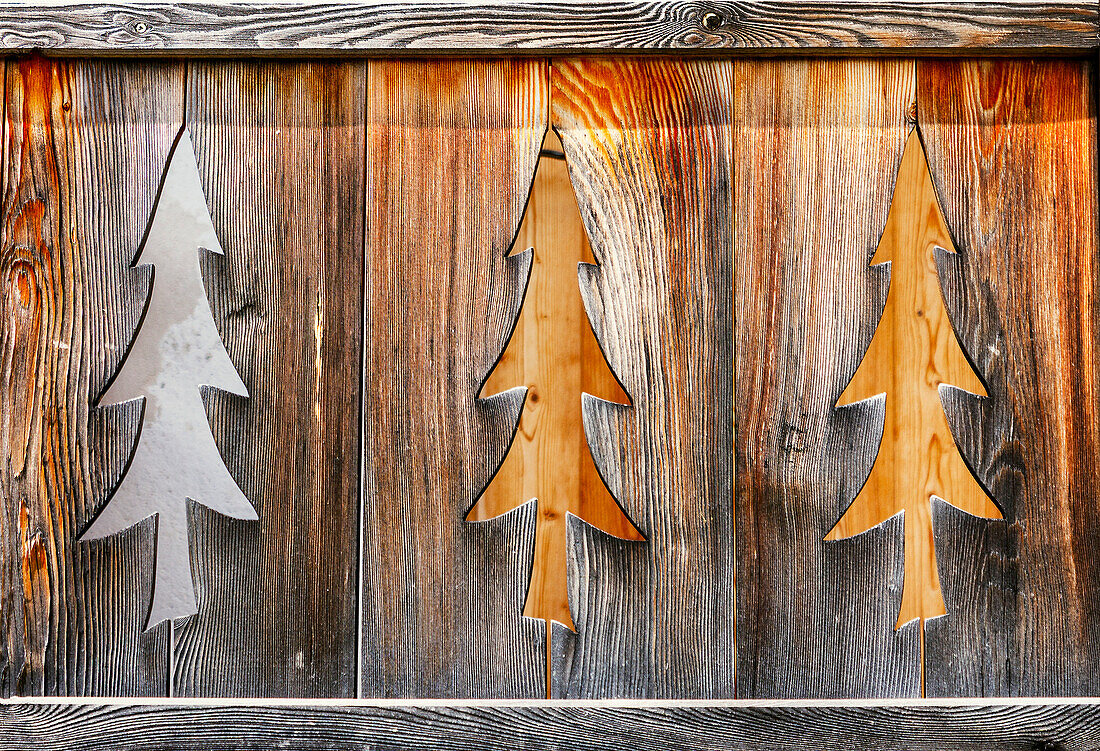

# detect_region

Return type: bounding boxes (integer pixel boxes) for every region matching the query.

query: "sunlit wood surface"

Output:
[481,126,1002,666]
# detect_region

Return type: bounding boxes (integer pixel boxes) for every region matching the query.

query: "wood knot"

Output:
[21,532,46,575]
[778,420,808,456]
[228,299,260,322]
[701,12,724,31]
[7,260,38,309]
[20,502,48,585]
[9,199,51,263]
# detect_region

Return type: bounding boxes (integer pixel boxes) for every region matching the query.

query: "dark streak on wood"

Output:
[0,56,181,696]
[918,58,1100,697]
[172,60,365,698]
[2,700,1100,749]
[734,58,919,698]
[360,59,546,698]
[0,2,1094,54]
[550,57,734,699]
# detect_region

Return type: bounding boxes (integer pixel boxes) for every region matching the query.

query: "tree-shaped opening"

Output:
[826,130,1001,631]
[468,130,643,645]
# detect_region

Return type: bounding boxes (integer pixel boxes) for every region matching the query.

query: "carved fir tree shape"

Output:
[471,132,639,632]
[829,133,999,626]
[82,130,255,629]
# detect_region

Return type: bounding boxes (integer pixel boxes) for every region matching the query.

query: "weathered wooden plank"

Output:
[734,58,919,698]
[550,57,734,699]
[918,58,1100,697]
[0,56,181,695]
[0,2,1095,54]
[472,131,638,633]
[361,59,547,698]
[827,133,999,626]
[3,699,1100,749]
[173,60,365,697]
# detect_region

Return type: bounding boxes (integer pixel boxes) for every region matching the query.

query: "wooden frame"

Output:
[0,1,1095,55]
[0,698,1097,749]
[4,2,1100,748]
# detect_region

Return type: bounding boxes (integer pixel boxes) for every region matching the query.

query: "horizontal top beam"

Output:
[1,2,1097,55]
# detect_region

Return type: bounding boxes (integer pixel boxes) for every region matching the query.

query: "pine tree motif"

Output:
[82,131,255,629]
[470,136,639,630]
[829,133,999,624]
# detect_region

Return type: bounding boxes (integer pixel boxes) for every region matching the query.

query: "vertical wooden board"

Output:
[173,61,364,697]
[0,57,181,695]
[549,58,735,699]
[918,58,1100,697]
[734,58,919,698]
[361,59,547,698]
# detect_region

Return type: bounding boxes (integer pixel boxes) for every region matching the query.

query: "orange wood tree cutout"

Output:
[828,132,1001,625]
[469,133,640,630]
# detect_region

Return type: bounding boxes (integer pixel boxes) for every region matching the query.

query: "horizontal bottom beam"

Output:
[1,699,1098,749]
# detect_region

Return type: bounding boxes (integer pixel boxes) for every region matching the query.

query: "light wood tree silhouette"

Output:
[82,130,256,629]
[828,132,1000,627]
[470,133,639,642]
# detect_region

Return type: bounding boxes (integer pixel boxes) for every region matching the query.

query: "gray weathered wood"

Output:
[360,58,546,698]
[2,699,1100,749]
[172,60,365,698]
[918,58,1100,697]
[734,58,919,698]
[549,57,734,699]
[0,2,1094,54]
[0,56,181,696]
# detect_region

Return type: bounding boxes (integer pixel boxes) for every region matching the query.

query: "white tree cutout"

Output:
[83,130,256,629]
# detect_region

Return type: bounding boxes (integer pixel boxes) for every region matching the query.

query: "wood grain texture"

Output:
[0,2,1094,54]
[734,58,919,698]
[550,57,734,699]
[472,131,638,634]
[0,56,180,696]
[3,699,1100,750]
[918,58,1100,697]
[361,59,547,698]
[172,61,364,697]
[828,133,999,627]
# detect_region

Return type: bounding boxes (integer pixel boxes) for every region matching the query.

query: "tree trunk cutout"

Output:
[471,132,640,641]
[827,131,999,629]
[82,131,255,629]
